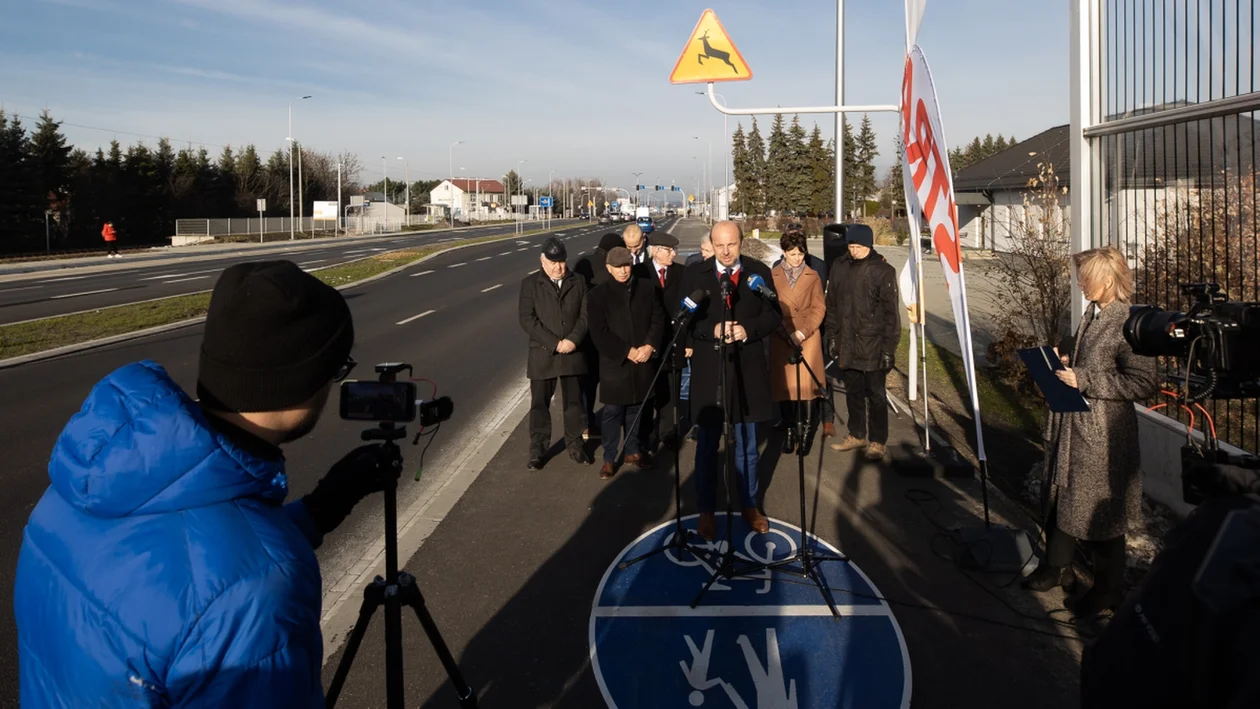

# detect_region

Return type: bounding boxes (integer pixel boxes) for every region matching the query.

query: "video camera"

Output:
[1124,283,1260,401]
[338,363,453,427]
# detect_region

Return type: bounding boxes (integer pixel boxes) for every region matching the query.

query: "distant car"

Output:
[599,214,612,225]
[637,216,654,234]
[665,209,676,217]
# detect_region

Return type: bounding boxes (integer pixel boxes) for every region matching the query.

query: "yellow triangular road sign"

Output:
[669,9,753,84]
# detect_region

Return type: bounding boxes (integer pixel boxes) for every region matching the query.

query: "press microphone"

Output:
[745,273,778,302]
[673,289,709,324]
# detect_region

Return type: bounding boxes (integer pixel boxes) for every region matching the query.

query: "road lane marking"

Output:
[527,269,539,274]
[516,247,528,252]
[343,249,372,255]
[298,259,327,266]
[476,256,492,262]
[36,275,92,283]
[163,276,211,284]
[0,285,42,293]
[448,262,467,268]
[481,283,503,293]
[396,309,436,325]
[410,270,435,277]
[138,269,217,281]
[499,251,511,256]
[50,288,119,300]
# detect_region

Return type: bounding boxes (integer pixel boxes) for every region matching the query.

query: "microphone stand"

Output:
[617,307,710,569]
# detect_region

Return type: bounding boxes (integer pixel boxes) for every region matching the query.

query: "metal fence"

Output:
[174,210,543,241]
[1079,0,1259,453]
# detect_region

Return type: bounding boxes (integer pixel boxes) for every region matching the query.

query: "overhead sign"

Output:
[313,201,338,219]
[591,514,911,708]
[539,196,553,208]
[669,9,753,84]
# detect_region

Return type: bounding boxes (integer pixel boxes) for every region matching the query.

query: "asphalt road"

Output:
[0,221,588,326]
[0,216,677,706]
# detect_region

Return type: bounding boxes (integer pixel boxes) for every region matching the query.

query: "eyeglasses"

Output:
[334,355,357,382]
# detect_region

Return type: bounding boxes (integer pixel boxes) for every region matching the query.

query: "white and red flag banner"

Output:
[899,43,987,460]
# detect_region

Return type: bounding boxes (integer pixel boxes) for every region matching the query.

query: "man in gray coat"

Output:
[519,237,592,470]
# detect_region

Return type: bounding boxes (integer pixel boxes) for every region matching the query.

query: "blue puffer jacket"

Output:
[14,361,326,707]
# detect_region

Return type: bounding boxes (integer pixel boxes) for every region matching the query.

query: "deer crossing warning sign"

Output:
[670,9,753,84]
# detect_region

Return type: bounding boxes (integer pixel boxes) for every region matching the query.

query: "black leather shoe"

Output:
[1021,564,1074,593]
[526,457,544,471]
[1065,585,1124,618]
[569,449,592,465]
[782,428,797,455]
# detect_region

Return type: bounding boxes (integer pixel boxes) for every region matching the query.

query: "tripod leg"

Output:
[326,581,386,708]
[398,574,479,708]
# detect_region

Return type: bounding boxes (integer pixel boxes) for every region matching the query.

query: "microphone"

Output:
[745,273,778,302]
[673,289,709,325]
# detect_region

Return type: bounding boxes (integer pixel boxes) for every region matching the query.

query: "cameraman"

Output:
[1021,246,1157,619]
[15,261,395,707]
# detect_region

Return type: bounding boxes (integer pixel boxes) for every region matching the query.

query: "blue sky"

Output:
[1,0,1069,191]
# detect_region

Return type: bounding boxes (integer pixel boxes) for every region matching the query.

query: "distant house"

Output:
[429,179,508,218]
[953,110,1259,254]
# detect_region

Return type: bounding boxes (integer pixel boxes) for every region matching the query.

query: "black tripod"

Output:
[326,367,476,709]
[756,318,850,618]
[618,305,710,570]
[691,272,773,608]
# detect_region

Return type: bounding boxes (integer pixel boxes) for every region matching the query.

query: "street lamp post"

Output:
[547,169,554,229]
[287,95,311,240]
[515,159,526,235]
[448,140,464,227]
[694,136,712,224]
[381,156,388,233]
[631,171,642,213]
[697,91,730,220]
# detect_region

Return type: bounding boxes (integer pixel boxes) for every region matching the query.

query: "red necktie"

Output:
[658,268,666,287]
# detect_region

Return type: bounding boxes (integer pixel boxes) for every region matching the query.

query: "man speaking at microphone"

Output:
[679,221,778,540]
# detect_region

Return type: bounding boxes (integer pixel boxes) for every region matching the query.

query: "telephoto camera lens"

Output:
[1124,304,1189,357]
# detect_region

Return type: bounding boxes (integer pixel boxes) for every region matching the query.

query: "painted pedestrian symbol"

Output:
[590,514,911,708]
[670,9,754,85]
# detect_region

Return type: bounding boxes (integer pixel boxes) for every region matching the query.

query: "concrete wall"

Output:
[1136,404,1252,519]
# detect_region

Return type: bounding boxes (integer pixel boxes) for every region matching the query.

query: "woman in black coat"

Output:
[588,247,664,479]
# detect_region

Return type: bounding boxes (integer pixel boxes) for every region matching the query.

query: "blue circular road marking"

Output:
[590,513,911,708]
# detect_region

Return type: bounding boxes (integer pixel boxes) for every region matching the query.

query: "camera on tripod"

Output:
[1124,282,1260,401]
[338,362,453,427]
[1123,284,1260,505]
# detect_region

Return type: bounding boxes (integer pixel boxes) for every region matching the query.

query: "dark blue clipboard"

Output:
[1018,346,1091,413]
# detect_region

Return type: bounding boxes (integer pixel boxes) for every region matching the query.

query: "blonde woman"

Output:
[1022,246,1158,619]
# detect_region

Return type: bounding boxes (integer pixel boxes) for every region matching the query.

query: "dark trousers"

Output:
[579,369,600,432]
[601,403,644,464]
[643,368,680,449]
[841,368,889,444]
[529,376,584,458]
[694,420,759,513]
[105,241,119,256]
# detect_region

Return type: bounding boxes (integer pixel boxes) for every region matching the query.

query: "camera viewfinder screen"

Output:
[340,381,416,422]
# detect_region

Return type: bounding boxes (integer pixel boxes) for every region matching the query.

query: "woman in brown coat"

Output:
[1022,246,1158,619]
[769,231,827,455]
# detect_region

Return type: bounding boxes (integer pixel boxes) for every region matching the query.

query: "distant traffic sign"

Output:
[256,198,266,212]
[688,194,696,202]
[588,200,594,207]
[539,196,553,208]
[670,9,753,84]
[604,201,610,208]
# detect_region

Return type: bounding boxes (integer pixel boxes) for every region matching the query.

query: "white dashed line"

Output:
[481,283,503,293]
[0,285,42,293]
[37,275,91,283]
[50,288,119,299]
[410,270,435,277]
[498,251,511,256]
[448,263,467,268]
[139,269,216,281]
[476,256,492,262]
[516,248,528,252]
[163,276,210,284]
[396,309,437,325]
[298,259,326,266]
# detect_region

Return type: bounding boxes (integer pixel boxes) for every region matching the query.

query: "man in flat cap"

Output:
[639,231,687,451]
[519,236,592,470]
[587,246,664,479]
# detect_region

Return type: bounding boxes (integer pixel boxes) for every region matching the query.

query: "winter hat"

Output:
[606,247,633,268]
[845,224,874,248]
[598,233,625,252]
[541,237,567,262]
[197,260,354,412]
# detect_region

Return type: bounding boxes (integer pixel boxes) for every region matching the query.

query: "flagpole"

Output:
[917,246,930,452]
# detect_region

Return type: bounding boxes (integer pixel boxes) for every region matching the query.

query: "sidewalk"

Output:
[320,385,1082,707]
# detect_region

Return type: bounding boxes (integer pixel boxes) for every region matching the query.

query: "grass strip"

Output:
[0,227,563,361]
[894,328,1045,439]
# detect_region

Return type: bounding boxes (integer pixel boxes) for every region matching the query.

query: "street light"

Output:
[694,136,712,224]
[287,95,311,240]
[381,156,389,233]
[397,157,409,226]
[697,91,731,220]
[631,171,643,211]
[515,159,527,234]
[449,140,464,226]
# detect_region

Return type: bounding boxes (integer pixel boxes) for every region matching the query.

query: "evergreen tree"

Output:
[29,110,73,228]
[854,114,880,215]
[0,112,42,250]
[502,170,523,199]
[745,118,768,216]
[886,134,906,209]
[785,115,811,214]
[729,123,749,215]
[807,125,830,216]
[764,114,791,215]
[841,116,861,217]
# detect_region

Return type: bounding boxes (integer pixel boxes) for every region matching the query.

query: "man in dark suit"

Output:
[638,232,686,451]
[680,221,778,539]
[588,247,664,479]
[518,237,591,470]
[573,232,626,437]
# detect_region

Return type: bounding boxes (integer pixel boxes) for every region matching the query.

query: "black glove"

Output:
[826,338,839,361]
[880,353,894,372]
[302,444,400,536]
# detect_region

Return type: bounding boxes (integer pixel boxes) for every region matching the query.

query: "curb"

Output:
[0,226,578,370]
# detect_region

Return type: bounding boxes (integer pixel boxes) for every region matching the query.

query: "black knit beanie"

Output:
[197,260,354,412]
